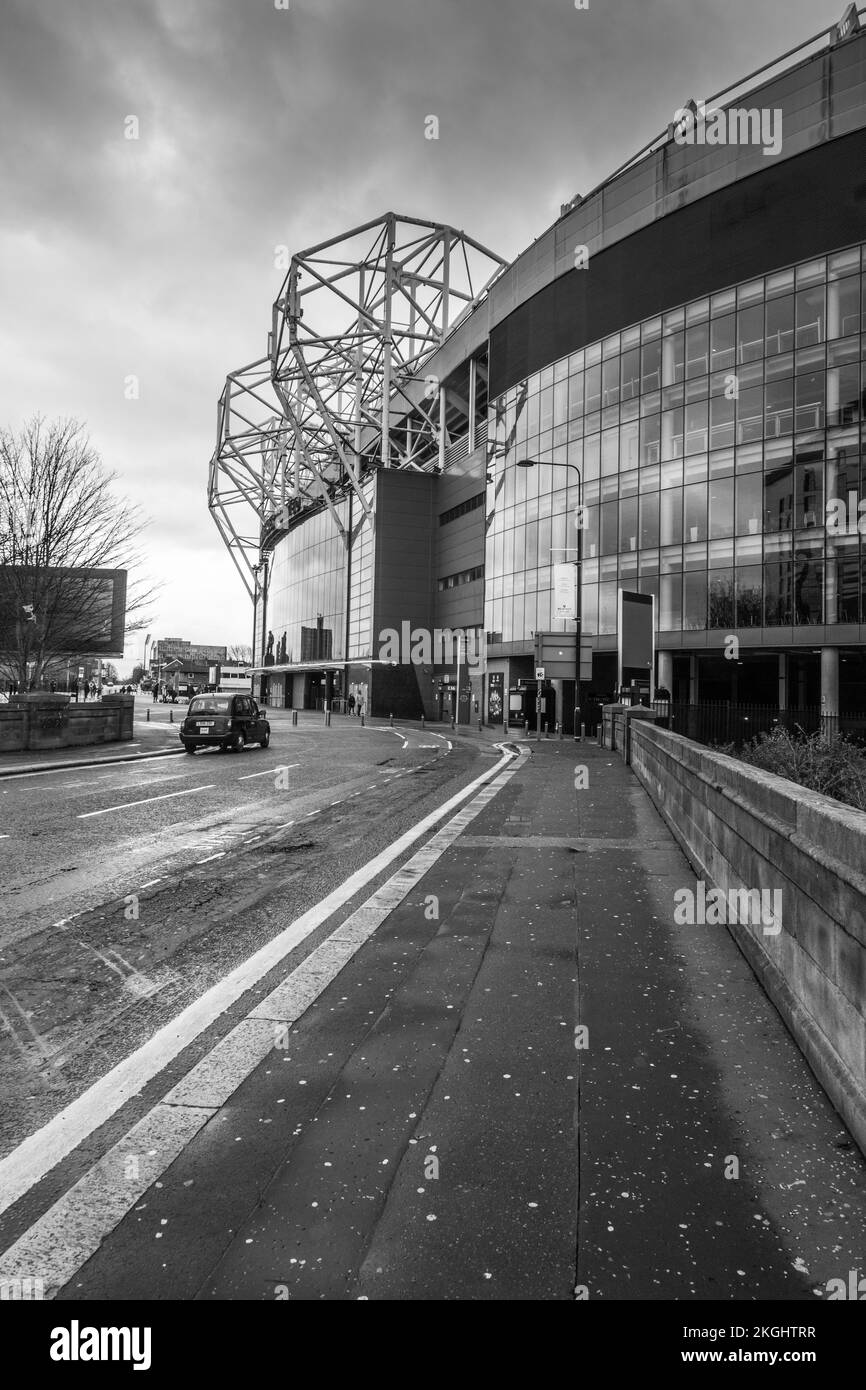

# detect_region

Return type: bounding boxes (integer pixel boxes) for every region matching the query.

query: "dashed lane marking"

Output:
[77,785,216,819]
[237,765,299,782]
[196,853,226,865]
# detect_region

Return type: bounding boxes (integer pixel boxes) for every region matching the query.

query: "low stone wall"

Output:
[0,695,134,753]
[630,720,866,1155]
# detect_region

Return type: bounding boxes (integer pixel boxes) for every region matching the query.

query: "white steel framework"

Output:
[209,213,505,598]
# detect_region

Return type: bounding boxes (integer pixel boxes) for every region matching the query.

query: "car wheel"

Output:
[184,744,197,755]
[230,730,245,754]
[260,731,270,748]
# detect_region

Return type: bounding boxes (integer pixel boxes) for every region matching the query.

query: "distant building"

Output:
[149,639,228,694]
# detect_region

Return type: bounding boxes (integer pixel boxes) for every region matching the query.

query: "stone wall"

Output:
[0,695,134,754]
[629,720,866,1156]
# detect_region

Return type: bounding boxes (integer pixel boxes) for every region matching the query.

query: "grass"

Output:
[714,725,866,812]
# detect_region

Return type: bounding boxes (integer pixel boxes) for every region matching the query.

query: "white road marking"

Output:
[0,745,520,1223]
[139,878,163,889]
[0,745,525,1291]
[196,853,225,865]
[77,785,216,819]
[237,764,299,781]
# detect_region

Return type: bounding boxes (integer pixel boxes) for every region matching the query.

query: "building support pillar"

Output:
[688,653,698,705]
[777,652,787,711]
[821,647,839,733]
[657,650,673,697]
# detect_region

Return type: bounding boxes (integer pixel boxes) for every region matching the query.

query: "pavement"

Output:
[2,730,863,1302]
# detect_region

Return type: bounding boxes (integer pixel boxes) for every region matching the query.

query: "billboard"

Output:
[617,590,655,696]
[0,566,128,659]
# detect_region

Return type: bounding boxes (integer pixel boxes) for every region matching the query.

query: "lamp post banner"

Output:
[553,562,577,620]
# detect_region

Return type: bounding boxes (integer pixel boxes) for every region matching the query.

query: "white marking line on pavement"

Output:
[196,853,225,865]
[139,879,163,889]
[0,744,520,1225]
[77,785,216,818]
[0,744,527,1294]
[237,764,299,782]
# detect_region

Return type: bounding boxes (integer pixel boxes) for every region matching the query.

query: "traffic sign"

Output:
[535,667,545,679]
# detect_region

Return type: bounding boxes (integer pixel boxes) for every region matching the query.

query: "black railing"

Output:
[649,701,866,748]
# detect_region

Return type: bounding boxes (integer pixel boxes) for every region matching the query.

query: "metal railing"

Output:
[649,701,866,747]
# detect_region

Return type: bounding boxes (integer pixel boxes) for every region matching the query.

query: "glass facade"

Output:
[267,504,350,664]
[486,244,866,643]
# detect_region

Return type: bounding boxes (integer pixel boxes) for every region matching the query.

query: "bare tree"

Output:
[227,642,253,665]
[0,416,157,689]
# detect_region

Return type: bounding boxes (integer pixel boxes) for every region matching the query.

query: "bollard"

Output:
[325,710,331,727]
[146,707,150,722]
[477,718,482,731]
[451,716,455,730]
[292,709,298,726]
[421,716,425,730]
[581,722,586,741]
[361,712,365,726]
[557,721,562,741]
[389,713,394,727]
[169,708,173,723]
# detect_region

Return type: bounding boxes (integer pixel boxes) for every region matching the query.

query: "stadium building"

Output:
[209,8,866,730]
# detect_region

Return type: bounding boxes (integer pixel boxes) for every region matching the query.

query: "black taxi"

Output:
[180,694,271,754]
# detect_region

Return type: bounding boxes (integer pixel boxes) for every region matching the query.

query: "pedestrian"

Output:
[347,693,355,716]
[49,679,56,693]
[152,684,159,702]
[71,680,78,702]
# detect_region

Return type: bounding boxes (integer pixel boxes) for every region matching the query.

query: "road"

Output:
[0,701,486,1161]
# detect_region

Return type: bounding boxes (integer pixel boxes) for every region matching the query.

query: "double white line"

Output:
[0,744,524,1294]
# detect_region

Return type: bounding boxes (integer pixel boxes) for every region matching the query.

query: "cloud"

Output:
[0,0,826,664]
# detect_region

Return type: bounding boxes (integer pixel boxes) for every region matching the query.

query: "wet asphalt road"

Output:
[0,706,486,1162]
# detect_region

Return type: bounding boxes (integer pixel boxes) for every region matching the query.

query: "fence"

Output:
[648,701,866,748]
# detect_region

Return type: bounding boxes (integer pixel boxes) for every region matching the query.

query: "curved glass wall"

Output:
[486,243,865,643]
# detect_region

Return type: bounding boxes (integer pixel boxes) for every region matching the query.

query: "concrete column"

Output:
[657,650,673,696]
[821,646,839,718]
[777,652,787,711]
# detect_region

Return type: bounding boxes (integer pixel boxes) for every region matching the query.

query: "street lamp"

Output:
[516,458,583,739]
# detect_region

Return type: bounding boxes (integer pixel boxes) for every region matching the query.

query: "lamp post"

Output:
[516,459,583,739]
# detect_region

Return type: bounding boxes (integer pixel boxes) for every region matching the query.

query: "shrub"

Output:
[714,725,866,812]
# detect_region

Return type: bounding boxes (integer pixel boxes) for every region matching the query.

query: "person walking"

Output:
[152,684,159,702]
[347,693,355,716]
[70,679,78,702]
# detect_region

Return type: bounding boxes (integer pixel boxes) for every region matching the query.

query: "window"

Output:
[439,493,484,525]
[437,565,484,590]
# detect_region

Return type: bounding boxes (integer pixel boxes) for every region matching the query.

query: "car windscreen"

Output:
[188,697,232,714]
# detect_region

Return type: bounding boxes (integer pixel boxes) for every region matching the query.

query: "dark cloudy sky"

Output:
[0,0,826,668]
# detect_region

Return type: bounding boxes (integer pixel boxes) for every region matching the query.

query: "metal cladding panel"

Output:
[443,34,866,396]
[489,124,866,401]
